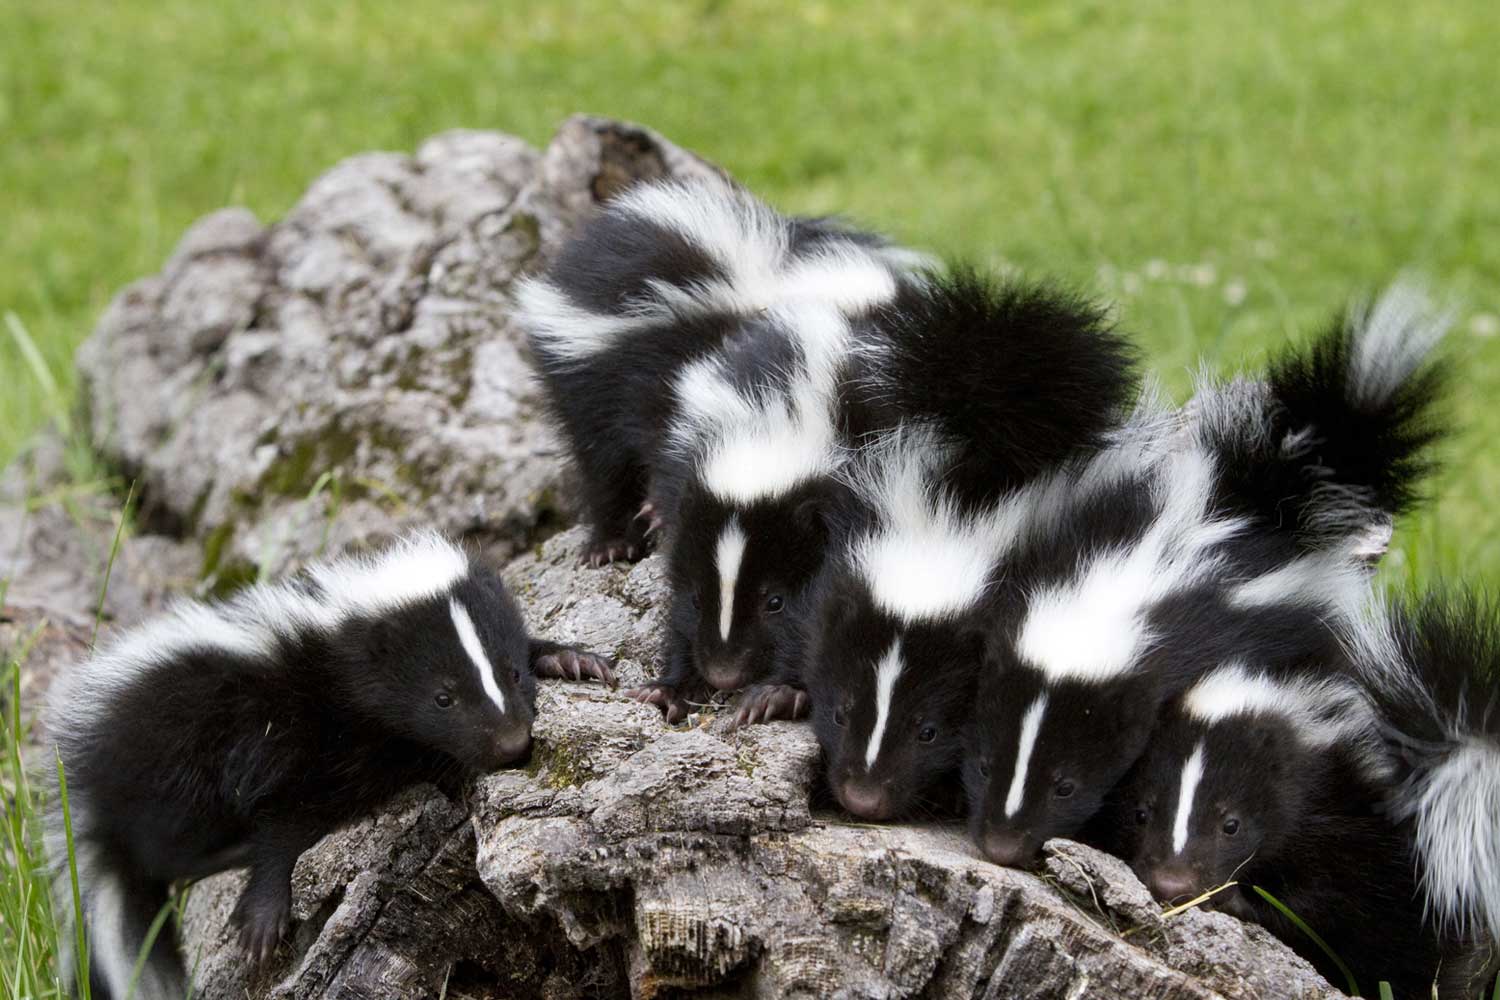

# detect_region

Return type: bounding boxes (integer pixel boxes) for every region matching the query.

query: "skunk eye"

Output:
[690,593,702,611]
[1054,779,1076,799]
[512,667,523,684]
[765,594,785,614]
[1134,807,1150,826]
[917,724,937,743]
[978,760,992,778]
[1222,817,1240,836]
[434,692,455,709]
[832,707,848,728]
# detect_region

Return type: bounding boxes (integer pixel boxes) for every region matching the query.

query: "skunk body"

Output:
[1119,637,1496,998]
[964,282,1450,867]
[45,533,612,1000]
[520,179,922,722]
[802,273,1141,820]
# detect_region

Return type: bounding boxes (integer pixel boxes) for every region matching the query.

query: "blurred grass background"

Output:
[1,0,1496,583]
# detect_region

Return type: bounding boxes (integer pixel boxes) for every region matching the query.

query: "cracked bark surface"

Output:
[3,118,1345,998]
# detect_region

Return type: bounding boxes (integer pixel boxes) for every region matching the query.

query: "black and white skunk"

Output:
[519,178,925,723]
[44,532,612,1000]
[802,272,1141,820]
[963,282,1450,868]
[1118,594,1500,998]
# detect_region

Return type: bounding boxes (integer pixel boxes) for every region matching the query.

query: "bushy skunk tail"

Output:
[1348,590,1500,943]
[859,265,1140,494]
[48,796,185,1000]
[1195,280,1450,547]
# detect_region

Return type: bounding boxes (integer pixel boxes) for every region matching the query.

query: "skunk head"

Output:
[805,575,984,821]
[342,567,537,773]
[1119,666,1368,911]
[966,659,1161,868]
[1121,709,1306,911]
[669,477,841,692]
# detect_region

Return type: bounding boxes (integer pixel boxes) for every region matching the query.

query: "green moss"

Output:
[258,430,359,498]
[526,740,596,789]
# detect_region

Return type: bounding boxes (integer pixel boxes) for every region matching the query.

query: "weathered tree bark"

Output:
[1,117,1344,999]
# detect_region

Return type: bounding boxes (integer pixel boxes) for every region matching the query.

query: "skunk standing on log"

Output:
[963,282,1450,867]
[519,178,927,723]
[45,532,613,1000]
[1118,592,1500,998]
[802,270,1141,820]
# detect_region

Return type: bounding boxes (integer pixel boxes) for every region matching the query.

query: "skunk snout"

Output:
[698,653,751,692]
[487,723,533,768]
[1145,865,1198,904]
[980,827,1039,869]
[836,778,893,820]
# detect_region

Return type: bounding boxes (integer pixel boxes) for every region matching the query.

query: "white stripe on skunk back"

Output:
[519,179,919,364]
[845,426,1032,624]
[48,530,472,736]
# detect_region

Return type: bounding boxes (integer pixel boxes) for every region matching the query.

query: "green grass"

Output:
[1,0,1497,583]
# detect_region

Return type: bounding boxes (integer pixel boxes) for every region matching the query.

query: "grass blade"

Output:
[3,312,70,439]
[91,480,137,651]
[125,897,177,1000]
[1250,884,1360,997]
[55,753,91,998]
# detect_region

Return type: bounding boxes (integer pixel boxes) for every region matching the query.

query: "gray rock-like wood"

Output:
[2,118,1348,998]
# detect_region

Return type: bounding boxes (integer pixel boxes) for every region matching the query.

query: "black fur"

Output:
[1199,296,1448,548]
[1117,697,1493,998]
[861,266,1140,499]
[47,542,609,999]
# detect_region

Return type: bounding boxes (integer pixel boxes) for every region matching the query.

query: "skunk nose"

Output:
[700,660,749,692]
[837,779,892,820]
[492,727,532,766]
[981,828,1037,868]
[1147,867,1198,904]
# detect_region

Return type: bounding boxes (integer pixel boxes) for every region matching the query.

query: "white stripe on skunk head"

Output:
[715,518,747,642]
[1017,445,1242,684]
[1181,663,1373,750]
[863,638,905,769]
[1004,694,1049,818]
[845,427,1030,623]
[1345,278,1452,409]
[1170,741,1207,855]
[449,599,506,713]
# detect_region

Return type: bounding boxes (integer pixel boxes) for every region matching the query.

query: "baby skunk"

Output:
[964,282,1450,868]
[1119,597,1500,999]
[44,532,612,1000]
[803,273,1141,820]
[519,178,922,723]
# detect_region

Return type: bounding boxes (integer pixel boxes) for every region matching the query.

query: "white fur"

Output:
[864,639,905,769]
[524,180,915,363]
[848,427,1033,623]
[1346,279,1451,409]
[1171,742,1206,856]
[715,519,747,642]
[1182,664,1373,751]
[449,599,505,714]
[513,277,649,363]
[1408,743,1500,941]
[1017,445,1243,683]
[1228,547,1370,618]
[1346,599,1500,939]
[1004,694,1049,819]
